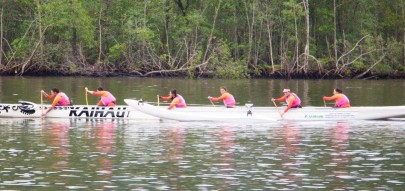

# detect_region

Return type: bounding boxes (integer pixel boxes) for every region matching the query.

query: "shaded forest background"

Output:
[1,0,405,79]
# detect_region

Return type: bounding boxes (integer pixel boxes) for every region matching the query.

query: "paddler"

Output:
[41,88,71,115]
[272,89,302,117]
[323,88,351,108]
[207,86,236,108]
[159,89,187,110]
[85,87,117,107]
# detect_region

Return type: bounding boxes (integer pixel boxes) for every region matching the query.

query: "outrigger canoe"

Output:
[0,101,156,120]
[124,99,405,122]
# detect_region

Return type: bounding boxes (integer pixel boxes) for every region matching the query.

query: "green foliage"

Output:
[352,61,366,70]
[210,42,247,79]
[384,38,403,68]
[42,0,95,47]
[10,38,31,60]
[373,63,393,74]
[108,43,127,62]
[216,60,247,79]
[318,58,334,69]
[2,0,405,78]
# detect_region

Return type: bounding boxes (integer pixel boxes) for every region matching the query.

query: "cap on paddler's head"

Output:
[282,89,290,93]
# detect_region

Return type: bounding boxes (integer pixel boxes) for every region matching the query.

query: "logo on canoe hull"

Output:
[0,103,36,115]
[68,107,129,118]
[304,114,324,119]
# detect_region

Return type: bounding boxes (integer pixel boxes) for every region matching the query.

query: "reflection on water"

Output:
[0,119,404,190]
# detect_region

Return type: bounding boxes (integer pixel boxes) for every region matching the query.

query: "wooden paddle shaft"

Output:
[272,100,282,117]
[85,87,89,106]
[41,91,44,115]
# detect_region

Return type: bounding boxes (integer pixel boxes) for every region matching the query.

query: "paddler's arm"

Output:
[281,96,295,117]
[168,98,179,110]
[91,91,105,96]
[86,88,104,96]
[159,95,172,101]
[41,90,55,100]
[43,96,61,115]
[208,94,227,102]
[323,94,338,101]
[272,95,286,102]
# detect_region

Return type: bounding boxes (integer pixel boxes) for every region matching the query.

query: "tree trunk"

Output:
[202,0,221,64]
[142,0,148,68]
[97,2,103,64]
[403,2,405,67]
[334,0,338,67]
[303,0,309,73]
[35,0,43,63]
[265,14,275,74]
[255,19,262,71]
[164,0,171,67]
[243,1,255,69]
[0,8,3,66]
[72,27,78,62]
[293,4,299,72]
[233,6,239,60]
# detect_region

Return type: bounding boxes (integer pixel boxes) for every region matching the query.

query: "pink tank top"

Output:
[175,94,186,108]
[335,94,350,107]
[57,92,70,106]
[223,93,236,107]
[101,91,116,106]
[286,93,301,107]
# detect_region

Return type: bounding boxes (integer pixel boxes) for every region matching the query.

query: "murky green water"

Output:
[0,77,405,190]
[1,76,405,106]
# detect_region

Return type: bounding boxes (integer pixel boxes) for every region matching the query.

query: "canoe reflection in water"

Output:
[165,125,186,189]
[46,119,71,169]
[329,122,350,189]
[92,120,117,180]
[166,125,185,162]
[216,125,236,189]
[276,123,303,184]
[42,119,72,185]
[218,125,235,170]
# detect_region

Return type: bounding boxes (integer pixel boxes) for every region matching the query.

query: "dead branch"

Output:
[355,53,386,79]
[336,49,378,75]
[335,35,370,69]
[18,26,49,75]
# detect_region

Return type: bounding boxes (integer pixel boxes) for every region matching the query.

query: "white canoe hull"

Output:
[0,101,156,120]
[124,99,405,122]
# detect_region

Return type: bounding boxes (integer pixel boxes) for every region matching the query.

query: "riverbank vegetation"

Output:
[1,0,405,79]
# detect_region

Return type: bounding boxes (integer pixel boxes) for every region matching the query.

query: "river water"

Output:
[0,76,404,190]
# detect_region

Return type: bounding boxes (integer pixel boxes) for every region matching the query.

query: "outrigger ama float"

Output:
[0,101,156,120]
[124,99,405,122]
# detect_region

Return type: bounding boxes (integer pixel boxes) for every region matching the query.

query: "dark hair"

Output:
[51,88,60,93]
[170,89,178,99]
[220,86,227,92]
[335,88,343,93]
[97,87,104,91]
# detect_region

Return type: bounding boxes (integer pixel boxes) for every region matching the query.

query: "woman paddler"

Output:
[323,88,351,108]
[41,88,71,115]
[159,89,187,110]
[207,86,236,108]
[86,87,117,107]
[272,88,302,117]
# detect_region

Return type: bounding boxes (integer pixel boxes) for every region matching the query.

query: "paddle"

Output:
[157,95,160,106]
[208,96,216,107]
[272,100,283,118]
[85,87,89,106]
[40,90,44,116]
[323,99,326,107]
